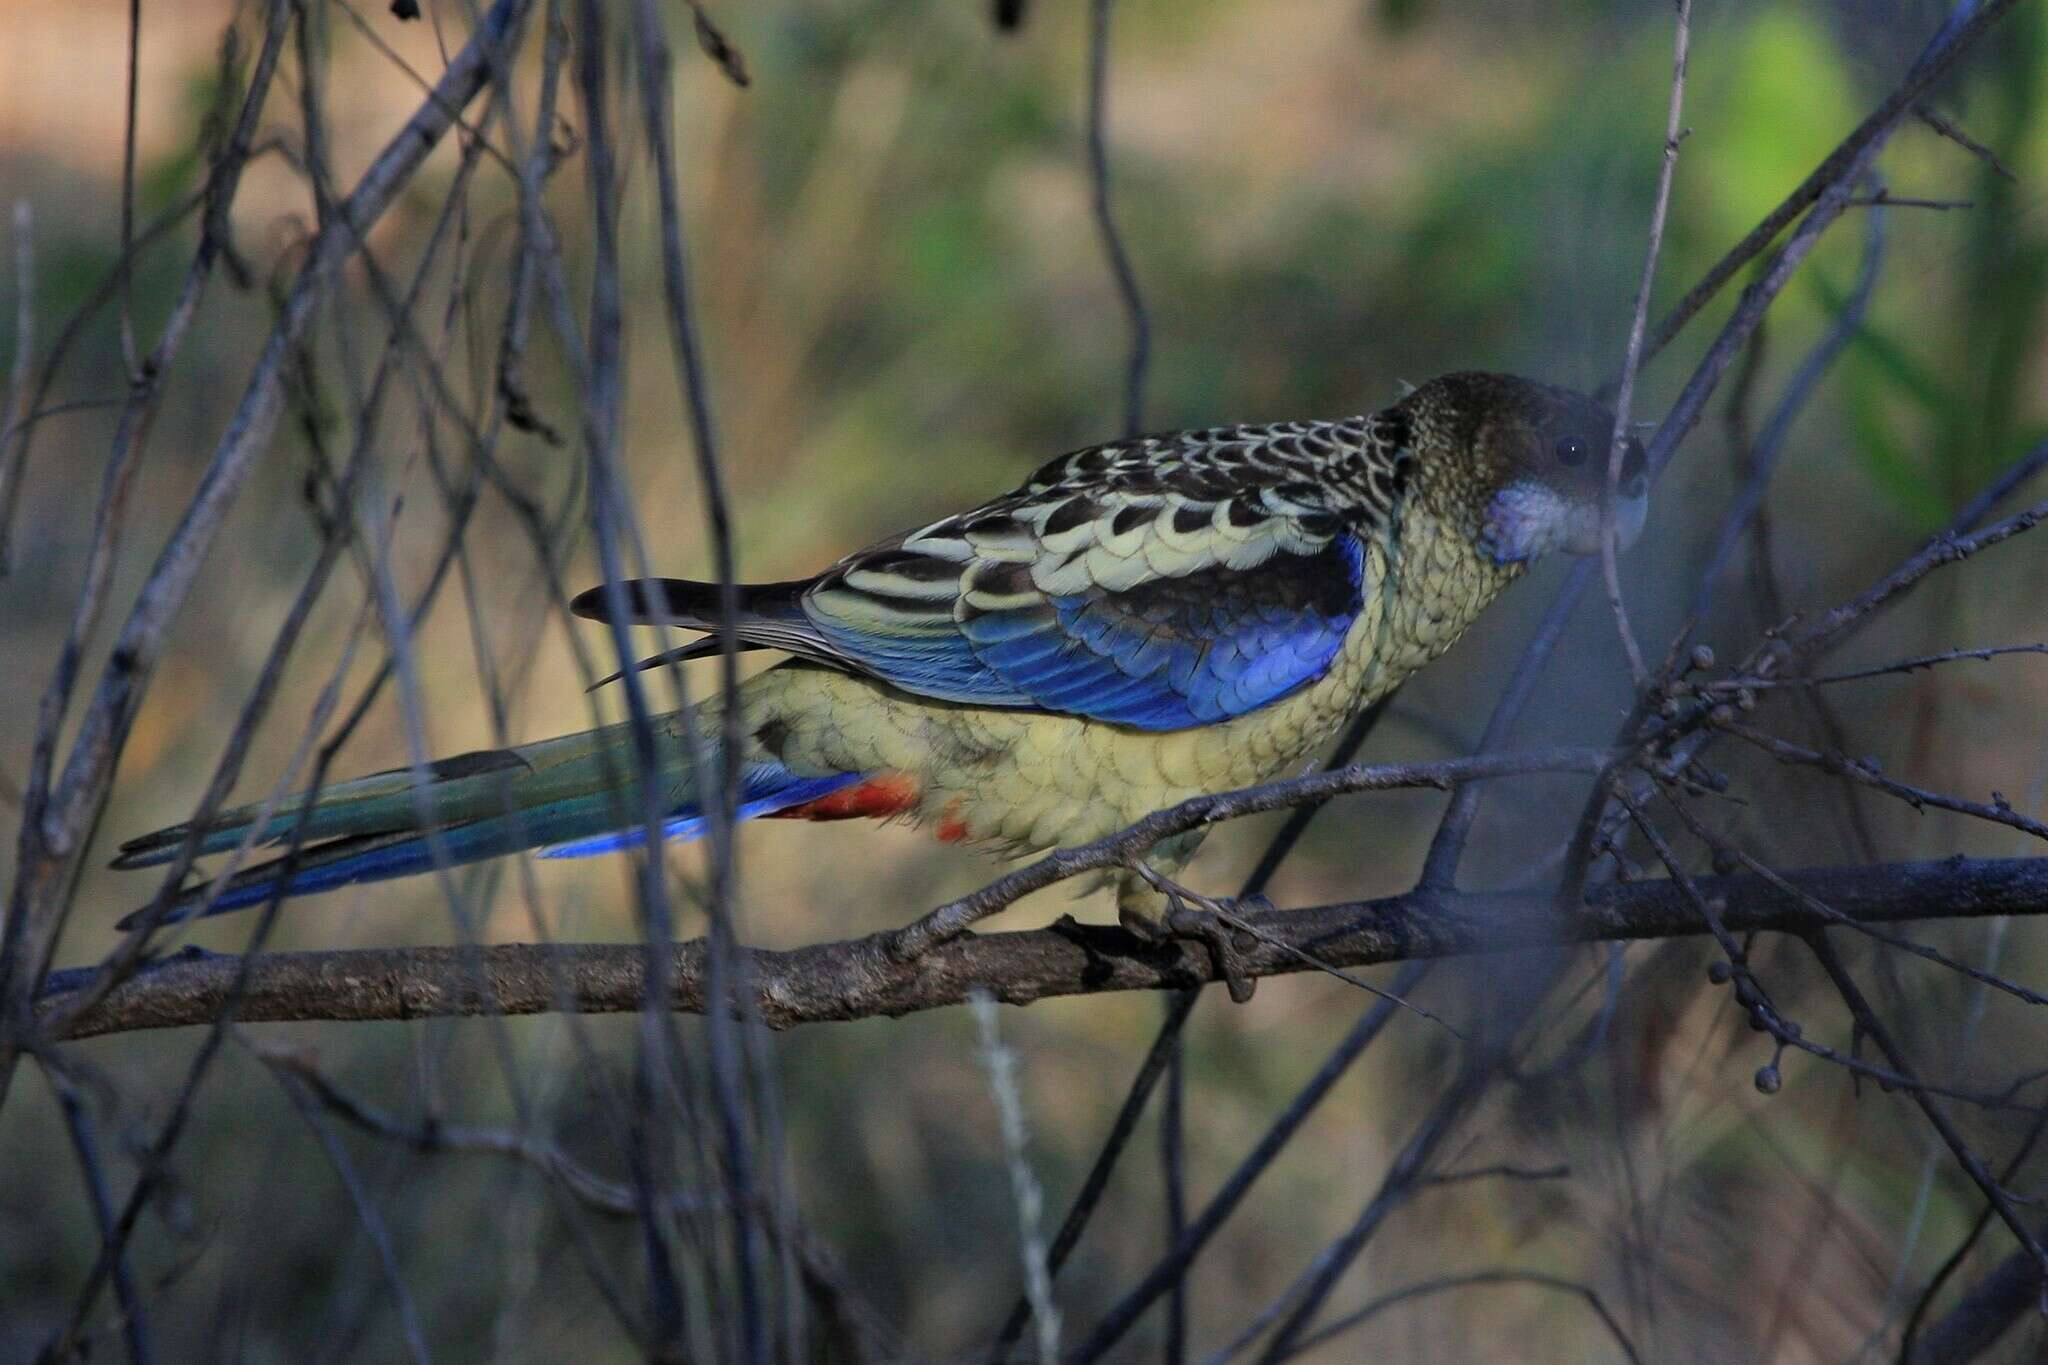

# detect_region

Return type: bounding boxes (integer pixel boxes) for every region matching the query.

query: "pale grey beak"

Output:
[1560,489,1649,556]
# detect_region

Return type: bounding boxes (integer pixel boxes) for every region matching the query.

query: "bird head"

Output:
[1395,372,1649,566]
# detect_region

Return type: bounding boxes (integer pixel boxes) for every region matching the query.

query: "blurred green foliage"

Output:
[1833,6,2048,527]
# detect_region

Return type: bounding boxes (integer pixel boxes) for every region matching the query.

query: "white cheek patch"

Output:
[1482,482,1652,564]
[1478,480,1570,565]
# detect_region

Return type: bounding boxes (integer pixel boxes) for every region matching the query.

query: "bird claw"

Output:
[1124,882,1264,1004]
[1168,902,1260,1004]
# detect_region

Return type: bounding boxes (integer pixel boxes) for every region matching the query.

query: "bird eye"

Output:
[1553,436,1590,467]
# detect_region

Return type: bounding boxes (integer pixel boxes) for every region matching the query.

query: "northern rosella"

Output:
[114,372,1647,969]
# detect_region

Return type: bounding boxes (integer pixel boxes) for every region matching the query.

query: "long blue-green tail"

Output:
[111,714,862,927]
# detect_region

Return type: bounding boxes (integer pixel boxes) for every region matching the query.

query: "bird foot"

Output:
[1123,877,1267,1004]
[1170,903,1262,1004]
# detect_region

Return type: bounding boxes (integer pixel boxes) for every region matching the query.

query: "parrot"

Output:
[112,370,1648,990]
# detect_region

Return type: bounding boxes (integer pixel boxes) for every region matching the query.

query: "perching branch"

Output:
[887,745,1610,957]
[38,855,2048,1040]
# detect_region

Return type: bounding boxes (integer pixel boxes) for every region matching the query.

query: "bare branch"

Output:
[1638,0,2027,365]
[994,707,1399,1362]
[1719,720,2048,846]
[1069,955,1438,1362]
[1904,1235,2047,1364]
[1913,104,2019,183]
[1805,932,2048,1318]
[0,201,32,573]
[43,1062,152,1365]
[970,990,1062,1363]
[1283,1271,1644,1365]
[888,746,1609,957]
[1,0,537,1081]
[1710,643,2048,691]
[1601,0,1690,687]
[0,0,301,1111]
[1784,498,2048,658]
[1085,0,1149,438]
[270,1061,434,1365]
[36,855,2048,1040]
[1951,435,2048,536]
[1688,188,1886,626]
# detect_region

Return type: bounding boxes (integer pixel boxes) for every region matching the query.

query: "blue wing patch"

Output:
[801,612,1032,707]
[959,536,1365,729]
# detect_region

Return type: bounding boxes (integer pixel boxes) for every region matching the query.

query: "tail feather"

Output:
[536,772,863,859]
[110,747,543,870]
[570,577,854,688]
[112,708,872,928]
[116,787,654,929]
[568,576,811,630]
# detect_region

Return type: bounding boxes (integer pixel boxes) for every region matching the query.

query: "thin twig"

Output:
[1069,959,1437,1363]
[1902,1220,2048,1364]
[987,986,1201,1363]
[25,7,542,1346]
[0,0,301,1106]
[116,0,142,380]
[1782,498,2048,658]
[1672,804,2048,1014]
[1246,1021,1530,1359]
[1421,561,1593,889]
[1600,0,1690,687]
[1636,0,2025,367]
[970,990,1061,1364]
[1415,1163,1571,1190]
[889,746,1610,957]
[624,18,772,1314]
[1894,1107,2048,1360]
[0,138,284,573]
[1804,932,2048,1315]
[1708,643,2048,690]
[270,1064,435,1365]
[1085,0,1149,438]
[564,3,701,1351]
[1282,1271,1645,1365]
[1844,192,1972,211]
[1629,787,2001,1104]
[44,1062,153,1365]
[1719,720,2048,846]
[1913,104,2018,182]
[326,0,520,172]
[1161,1007,1189,1365]
[254,1039,906,1361]
[255,1040,706,1212]
[1688,189,1886,625]
[1950,435,2048,536]
[0,201,32,574]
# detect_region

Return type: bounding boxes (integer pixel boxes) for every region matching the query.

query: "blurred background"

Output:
[3,0,2048,1359]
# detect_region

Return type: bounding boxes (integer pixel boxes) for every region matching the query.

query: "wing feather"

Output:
[583,416,1408,728]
